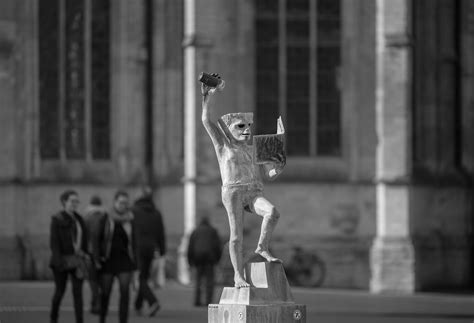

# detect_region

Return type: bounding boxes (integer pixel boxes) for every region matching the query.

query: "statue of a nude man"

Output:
[201,75,285,288]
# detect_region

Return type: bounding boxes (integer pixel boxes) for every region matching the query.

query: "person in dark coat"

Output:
[93,190,137,323]
[131,186,166,317]
[83,195,105,315]
[49,190,89,323]
[187,216,222,306]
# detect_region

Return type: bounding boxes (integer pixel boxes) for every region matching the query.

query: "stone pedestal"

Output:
[209,262,306,322]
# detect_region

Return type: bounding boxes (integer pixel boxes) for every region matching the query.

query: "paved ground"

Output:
[1,281,474,323]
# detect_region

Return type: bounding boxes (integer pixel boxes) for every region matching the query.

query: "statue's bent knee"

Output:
[267,207,280,221]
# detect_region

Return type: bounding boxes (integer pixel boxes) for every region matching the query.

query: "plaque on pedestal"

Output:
[209,262,306,322]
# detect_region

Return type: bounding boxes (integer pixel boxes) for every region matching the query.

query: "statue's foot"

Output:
[255,249,282,263]
[234,275,250,288]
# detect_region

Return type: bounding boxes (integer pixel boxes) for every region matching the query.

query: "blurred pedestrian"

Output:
[49,190,89,323]
[84,195,105,315]
[187,216,222,306]
[131,185,166,317]
[94,190,136,323]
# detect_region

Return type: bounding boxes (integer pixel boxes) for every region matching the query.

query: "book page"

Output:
[253,117,286,164]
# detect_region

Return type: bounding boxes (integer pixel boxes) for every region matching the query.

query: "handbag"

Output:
[62,253,92,279]
[75,253,92,279]
[150,253,166,288]
[63,254,81,270]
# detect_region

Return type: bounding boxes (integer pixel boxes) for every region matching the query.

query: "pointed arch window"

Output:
[39,0,111,160]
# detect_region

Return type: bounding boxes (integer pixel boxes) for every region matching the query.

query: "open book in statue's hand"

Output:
[253,117,286,165]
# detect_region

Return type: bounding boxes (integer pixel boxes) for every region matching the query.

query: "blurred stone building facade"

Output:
[0,0,473,292]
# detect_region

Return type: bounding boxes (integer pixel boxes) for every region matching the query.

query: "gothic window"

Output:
[39,0,111,160]
[413,0,463,175]
[255,0,341,157]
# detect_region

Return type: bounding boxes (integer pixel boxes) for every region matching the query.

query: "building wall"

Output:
[410,186,473,289]
[0,1,20,181]
[0,0,472,292]
[0,0,25,279]
[409,0,474,290]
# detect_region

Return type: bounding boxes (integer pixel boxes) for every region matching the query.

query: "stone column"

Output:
[110,0,147,181]
[178,0,198,285]
[370,0,415,293]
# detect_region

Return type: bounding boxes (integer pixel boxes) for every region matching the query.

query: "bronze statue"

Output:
[200,73,286,288]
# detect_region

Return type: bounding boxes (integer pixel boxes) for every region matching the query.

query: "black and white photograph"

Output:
[0,0,474,322]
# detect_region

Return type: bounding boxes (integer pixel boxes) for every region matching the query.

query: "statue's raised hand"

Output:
[201,73,222,97]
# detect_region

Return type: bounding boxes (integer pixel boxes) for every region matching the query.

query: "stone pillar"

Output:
[110,0,147,181]
[370,0,415,293]
[177,0,198,285]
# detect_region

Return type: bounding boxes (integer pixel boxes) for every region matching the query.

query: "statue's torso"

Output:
[217,143,261,187]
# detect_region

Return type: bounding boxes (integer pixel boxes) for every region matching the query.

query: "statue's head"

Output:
[220,112,253,142]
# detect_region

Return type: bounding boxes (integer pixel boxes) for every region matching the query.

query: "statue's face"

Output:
[221,112,253,142]
[229,118,252,142]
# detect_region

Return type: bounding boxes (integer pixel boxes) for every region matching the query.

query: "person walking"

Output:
[131,186,166,316]
[49,190,89,323]
[84,195,105,315]
[93,190,136,323]
[187,216,223,306]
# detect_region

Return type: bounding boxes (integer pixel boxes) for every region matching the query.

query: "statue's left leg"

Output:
[252,196,282,263]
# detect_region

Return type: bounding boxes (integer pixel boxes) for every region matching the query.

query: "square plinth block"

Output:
[219,262,294,305]
[208,303,306,323]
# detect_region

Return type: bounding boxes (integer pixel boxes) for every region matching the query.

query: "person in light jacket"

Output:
[93,190,136,323]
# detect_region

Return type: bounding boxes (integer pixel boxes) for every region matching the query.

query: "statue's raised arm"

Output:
[201,79,226,148]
